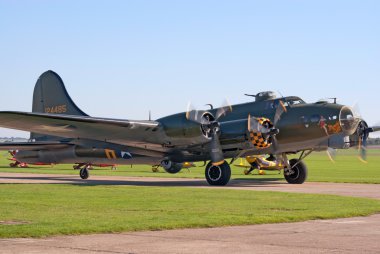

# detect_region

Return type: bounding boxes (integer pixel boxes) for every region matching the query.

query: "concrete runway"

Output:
[1,172,380,253]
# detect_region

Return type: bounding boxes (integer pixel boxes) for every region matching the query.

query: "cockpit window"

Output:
[287,99,305,105]
[266,98,305,110]
[277,98,305,107]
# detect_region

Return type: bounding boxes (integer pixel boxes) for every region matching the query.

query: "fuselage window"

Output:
[310,114,320,123]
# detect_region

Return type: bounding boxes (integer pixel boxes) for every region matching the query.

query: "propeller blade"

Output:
[360,134,368,162]
[354,121,370,163]
[248,115,270,133]
[273,100,287,126]
[186,102,194,120]
[271,136,280,155]
[326,148,337,163]
[215,98,232,120]
[186,103,208,124]
[352,102,362,119]
[248,114,251,131]
[210,131,224,165]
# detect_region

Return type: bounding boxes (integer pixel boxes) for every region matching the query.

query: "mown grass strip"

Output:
[0,184,379,238]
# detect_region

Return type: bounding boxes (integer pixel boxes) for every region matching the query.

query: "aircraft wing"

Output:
[0,141,72,151]
[0,112,164,146]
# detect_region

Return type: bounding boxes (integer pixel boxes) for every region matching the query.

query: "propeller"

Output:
[247,100,287,154]
[271,101,287,154]
[347,103,380,162]
[186,100,232,166]
[215,98,233,120]
[320,102,378,163]
[356,121,380,162]
[326,147,337,163]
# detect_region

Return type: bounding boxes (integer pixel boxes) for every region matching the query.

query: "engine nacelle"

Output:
[159,113,212,146]
[329,134,350,149]
[161,160,183,174]
[315,133,350,151]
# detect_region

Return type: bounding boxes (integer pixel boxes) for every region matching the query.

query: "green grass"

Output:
[0,184,380,238]
[1,149,380,184]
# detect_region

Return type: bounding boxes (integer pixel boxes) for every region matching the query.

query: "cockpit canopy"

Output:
[282,96,305,106]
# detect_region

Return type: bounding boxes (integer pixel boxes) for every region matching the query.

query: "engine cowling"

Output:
[159,113,213,146]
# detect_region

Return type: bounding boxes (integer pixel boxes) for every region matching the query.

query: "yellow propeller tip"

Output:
[358,157,368,164]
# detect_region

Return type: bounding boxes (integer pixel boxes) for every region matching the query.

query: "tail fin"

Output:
[30,70,88,141]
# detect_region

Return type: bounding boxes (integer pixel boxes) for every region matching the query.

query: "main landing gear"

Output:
[282,151,311,184]
[205,161,231,186]
[284,159,308,184]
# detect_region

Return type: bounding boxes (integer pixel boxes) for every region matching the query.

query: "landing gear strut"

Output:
[205,161,231,186]
[278,151,311,184]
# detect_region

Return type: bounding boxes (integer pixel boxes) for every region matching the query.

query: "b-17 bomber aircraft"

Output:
[0,70,379,185]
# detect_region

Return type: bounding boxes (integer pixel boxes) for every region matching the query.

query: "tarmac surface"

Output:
[1,172,380,253]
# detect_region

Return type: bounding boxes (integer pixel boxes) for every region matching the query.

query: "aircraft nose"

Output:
[339,106,360,135]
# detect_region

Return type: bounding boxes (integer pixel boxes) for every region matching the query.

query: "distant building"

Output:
[0,137,28,143]
[368,138,380,146]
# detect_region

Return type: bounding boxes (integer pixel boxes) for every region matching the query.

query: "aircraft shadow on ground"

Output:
[0,176,285,188]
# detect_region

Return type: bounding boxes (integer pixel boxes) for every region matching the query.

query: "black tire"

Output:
[205,161,231,186]
[284,159,308,184]
[164,163,183,174]
[79,168,89,180]
[161,160,183,174]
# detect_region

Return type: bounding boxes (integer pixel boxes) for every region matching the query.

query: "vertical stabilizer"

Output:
[31,70,88,141]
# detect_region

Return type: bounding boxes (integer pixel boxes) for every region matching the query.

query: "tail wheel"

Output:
[284,159,308,184]
[205,161,231,186]
[79,168,89,180]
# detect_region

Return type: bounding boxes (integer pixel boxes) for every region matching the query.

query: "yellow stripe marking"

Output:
[105,149,117,160]
[212,160,225,166]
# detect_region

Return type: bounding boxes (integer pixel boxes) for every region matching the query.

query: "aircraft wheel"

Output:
[205,161,231,186]
[284,159,308,184]
[161,160,183,174]
[79,168,89,180]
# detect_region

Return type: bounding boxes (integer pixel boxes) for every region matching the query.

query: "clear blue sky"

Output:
[0,0,379,138]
